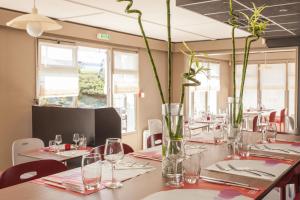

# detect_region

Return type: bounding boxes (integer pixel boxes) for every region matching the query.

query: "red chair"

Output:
[275,109,286,132]
[269,111,276,123]
[91,143,134,156]
[0,160,67,189]
[253,116,259,132]
[147,133,162,148]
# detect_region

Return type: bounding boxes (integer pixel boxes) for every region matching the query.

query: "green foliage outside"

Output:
[79,69,105,96]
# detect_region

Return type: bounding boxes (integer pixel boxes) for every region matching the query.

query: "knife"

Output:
[200,176,260,191]
[250,153,294,162]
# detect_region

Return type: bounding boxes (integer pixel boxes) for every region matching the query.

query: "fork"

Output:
[263,145,290,153]
[227,164,262,177]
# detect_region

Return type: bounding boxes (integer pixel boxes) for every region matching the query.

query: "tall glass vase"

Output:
[161,103,184,177]
[226,98,242,159]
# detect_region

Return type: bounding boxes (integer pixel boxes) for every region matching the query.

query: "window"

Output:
[236,64,258,109]
[235,62,296,117]
[113,51,138,133]
[77,46,108,108]
[38,41,139,134]
[288,63,295,117]
[38,42,108,108]
[189,62,220,118]
[260,63,286,111]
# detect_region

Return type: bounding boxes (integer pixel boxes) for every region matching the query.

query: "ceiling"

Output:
[0,0,249,42]
[176,0,300,38]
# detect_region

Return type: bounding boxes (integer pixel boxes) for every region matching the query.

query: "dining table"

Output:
[1,132,300,200]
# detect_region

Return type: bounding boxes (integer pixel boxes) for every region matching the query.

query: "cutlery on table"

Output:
[216,163,274,177]
[200,176,260,191]
[263,145,290,153]
[227,164,262,177]
[287,149,300,154]
[250,153,294,162]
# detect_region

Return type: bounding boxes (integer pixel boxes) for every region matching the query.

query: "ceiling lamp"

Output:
[6,0,62,37]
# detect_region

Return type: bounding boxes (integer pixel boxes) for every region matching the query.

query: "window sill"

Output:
[122,131,137,136]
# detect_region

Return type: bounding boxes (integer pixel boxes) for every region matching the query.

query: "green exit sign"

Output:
[97,33,111,40]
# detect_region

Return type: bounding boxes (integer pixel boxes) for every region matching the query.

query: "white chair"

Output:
[12,138,45,166]
[148,119,162,135]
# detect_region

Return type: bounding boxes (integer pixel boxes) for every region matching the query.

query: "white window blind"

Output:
[236,64,258,109]
[113,51,138,93]
[38,42,79,97]
[260,63,286,110]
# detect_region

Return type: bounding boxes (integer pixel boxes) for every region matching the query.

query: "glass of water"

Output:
[48,140,56,152]
[166,139,185,188]
[213,124,224,144]
[238,132,251,158]
[81,153,102,191]
[183,147,202,184]
[266,123,277,143]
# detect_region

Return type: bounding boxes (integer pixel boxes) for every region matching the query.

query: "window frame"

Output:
[36,40,139,134]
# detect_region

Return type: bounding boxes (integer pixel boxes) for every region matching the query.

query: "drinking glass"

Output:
[266,123,277,143]
[238,132,251,158]
[73,133,80,150]
[183,147,202,184]
[79,135,87,148]
[55,135,62,153]
[104,138,124,189]
[166,139,185,188]
[183,122,191,144]
[213,124,224,144]
[81,153,102,191]
[48,140,56,152]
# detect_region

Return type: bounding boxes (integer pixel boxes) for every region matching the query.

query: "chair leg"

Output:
[296,176,300,193]
[281,186,286,200]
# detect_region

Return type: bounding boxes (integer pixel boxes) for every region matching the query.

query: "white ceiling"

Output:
[0,0,249,42]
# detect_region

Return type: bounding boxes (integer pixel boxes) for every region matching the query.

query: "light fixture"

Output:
[6,0,62,37]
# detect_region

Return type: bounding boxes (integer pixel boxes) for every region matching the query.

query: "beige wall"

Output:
[0,28,35,169]
[0,8,169,170]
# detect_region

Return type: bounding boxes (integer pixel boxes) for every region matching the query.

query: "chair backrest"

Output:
[280,109,286,122]
[0,160,67,189]
[148,119,162,135]
[91,143,134,157]
[147,133,162,148]
[253,116,259,132]
[269,111,276,123]
[12,138,45,165]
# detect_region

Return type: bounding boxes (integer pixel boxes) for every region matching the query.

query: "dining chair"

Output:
[148,119,162,135]
[91,143,134,158]
[12,138,45,165]
[252,116,259,132]
[275,109,286,132]
[0,159,67,189]
[269,111,277,123]
[146,133,162,148]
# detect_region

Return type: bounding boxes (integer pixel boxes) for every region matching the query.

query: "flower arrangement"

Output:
[229,0,268,127]
[117,0,208,140]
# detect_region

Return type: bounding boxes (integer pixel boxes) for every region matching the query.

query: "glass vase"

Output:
[161,103,184,177]
[226,98,242,159]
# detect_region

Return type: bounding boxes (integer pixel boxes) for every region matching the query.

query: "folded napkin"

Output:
[130,151,162,161]
[252,143,300,155]
[57,150,89,157]
[206,160,290,181]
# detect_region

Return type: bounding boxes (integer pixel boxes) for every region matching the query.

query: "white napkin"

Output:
[206,160,290,181]
[57,150,89,157]
[102,162,155,181]
[252,143,300,155]
[142,189,252,200]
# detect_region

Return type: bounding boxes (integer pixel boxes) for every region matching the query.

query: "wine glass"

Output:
[55,135,62,153]
[48,140,56,152]
[104,138,124,189]
[266,123,277,143]
[166,139,185,188]
[73,133,80,150]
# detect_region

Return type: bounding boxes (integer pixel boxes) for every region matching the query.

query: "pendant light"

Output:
[6,0,62,37]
